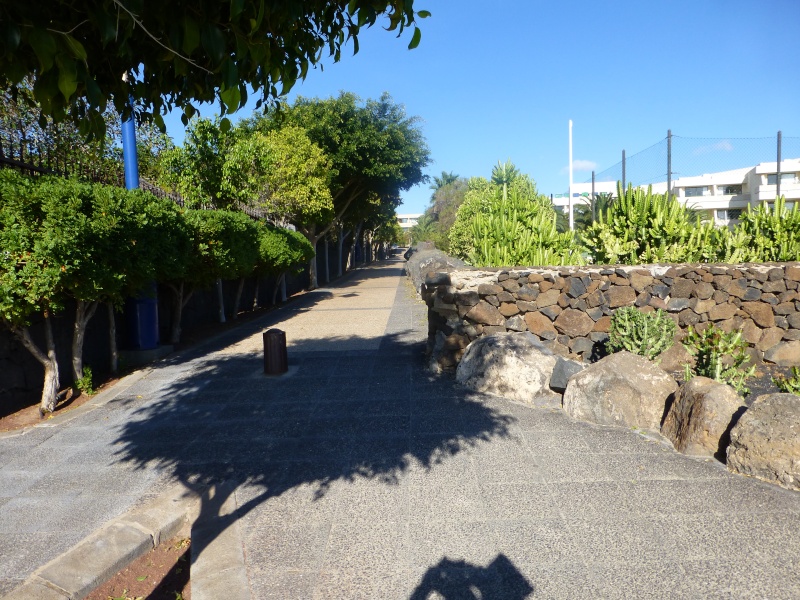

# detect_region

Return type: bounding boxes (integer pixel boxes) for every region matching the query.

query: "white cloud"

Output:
[560,159,598,174]
[692,140,734,156]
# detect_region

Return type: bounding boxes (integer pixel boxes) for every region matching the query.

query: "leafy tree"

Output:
[222,126,334,230]
[251,92,430,287]
[421,177,468,251]
[373,219,404,256]
[164,210,259,343]
[0,2,430,139]
[160,118,232,209]
[0,171,82,413]
[255,223,315,305]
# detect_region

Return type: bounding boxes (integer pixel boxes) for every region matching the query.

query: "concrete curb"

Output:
[191,482,250,600]
[1,483,199,600]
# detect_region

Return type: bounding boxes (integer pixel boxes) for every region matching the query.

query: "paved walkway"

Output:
[1,257,799,599]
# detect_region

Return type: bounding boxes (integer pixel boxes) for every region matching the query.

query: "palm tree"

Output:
[410,214,437,244]
[573,192,615,231]
[429,171,459,200]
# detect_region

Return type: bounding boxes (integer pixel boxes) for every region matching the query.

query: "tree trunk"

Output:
[232,277,245,320]
[216,279,226,323]
[107,302,118,374]
[324,236,330,284]
[12,314,60,415]
[352,222,363,267]
[168,282,193,345]
[307,236,319,290]
[72,300,99,383]
[271,273,286,305]
[252,277,260,310]
[337,223,345,278]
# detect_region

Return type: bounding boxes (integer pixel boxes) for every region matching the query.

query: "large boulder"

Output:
[661,377,746,459]
[726,393,800,491]
[405,247,465,294]
[562,351,678,433]
[456,332,559,406]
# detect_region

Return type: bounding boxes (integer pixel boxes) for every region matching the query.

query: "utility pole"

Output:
[568,120,574,231]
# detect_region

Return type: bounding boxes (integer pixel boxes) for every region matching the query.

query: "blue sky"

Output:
[164,0,800,215]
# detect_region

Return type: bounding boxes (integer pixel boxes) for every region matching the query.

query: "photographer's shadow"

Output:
[409,554,534,600]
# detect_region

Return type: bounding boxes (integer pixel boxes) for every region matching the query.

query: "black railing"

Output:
[0,127,270,219]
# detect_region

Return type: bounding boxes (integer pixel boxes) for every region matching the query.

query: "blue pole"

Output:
[121,103,139,190]
[121,98,159,349]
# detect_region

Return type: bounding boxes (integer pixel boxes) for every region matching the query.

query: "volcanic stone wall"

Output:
[422,262,800,371]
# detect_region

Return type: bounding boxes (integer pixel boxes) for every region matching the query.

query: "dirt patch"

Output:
[0,386,101,433]
[84,537,190,600]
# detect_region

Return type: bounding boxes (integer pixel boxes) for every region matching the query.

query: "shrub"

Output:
[449,174,581,267]
[581,183,700,264]
[75,365,94,395]
[733,196,800,262]
[257,223,315,276]
[606,307,676,361]
[773,367,800,396]
[682,324,755,395]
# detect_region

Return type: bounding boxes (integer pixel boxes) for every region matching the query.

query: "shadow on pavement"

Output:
[110,331,516,576]
[409,554,534,600]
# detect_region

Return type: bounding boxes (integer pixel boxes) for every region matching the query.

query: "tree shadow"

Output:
[110,328,515,571]
[409,554,534,600]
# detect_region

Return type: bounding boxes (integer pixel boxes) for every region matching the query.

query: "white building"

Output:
[553,159,800,226]
[396,213,422,230]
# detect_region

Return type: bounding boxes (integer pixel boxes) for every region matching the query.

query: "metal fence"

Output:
[586,131,800,196]
[0,127,269,218]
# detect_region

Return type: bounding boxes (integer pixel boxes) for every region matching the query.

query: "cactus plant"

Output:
[606,306,676,361]
[773,366,800,396]
[682,324,755,395]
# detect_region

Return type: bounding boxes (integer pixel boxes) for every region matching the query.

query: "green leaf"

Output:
[62,34,88,61]
[220,117,231,133]
[417,10,432,18]
[182,18,200,54]
[28,29,57,72]
[408,27,421,50]
[219,86,241,113]
[201,25,226,65]
[230,0,245,19]
[2,22,21,52]
[55,56,78,101]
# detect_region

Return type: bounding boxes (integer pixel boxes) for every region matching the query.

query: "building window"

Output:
[766,202,795,212]
[720,184,743,195]
[717,209,742,221]
[684,186,710,197]
[767,173,797,185]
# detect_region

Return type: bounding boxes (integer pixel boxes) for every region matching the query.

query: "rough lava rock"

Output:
[726,393,800,491]
[661,377,746,459]
[456,332,559,407]
[562,351,678,433]
[549,357,585,393]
